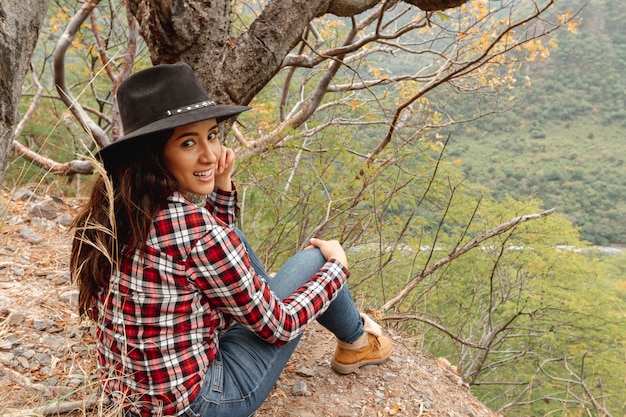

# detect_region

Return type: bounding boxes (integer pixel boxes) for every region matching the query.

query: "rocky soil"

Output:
[0,188,498,417]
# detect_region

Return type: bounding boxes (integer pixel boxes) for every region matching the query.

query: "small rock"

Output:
[48,324,64,334]
[374,389,385,402]
[33,319,51,331]
[30,217,55,231]
[44,376,60,386]
[41,335,66,349]
[22,349,36,359]
[28,201,58,220]
[35,353,52,366]
[296,366,316,377]
[0,335,19,350]
[7,215,25,225]
[68,373,87,387]
[14,355,30,369]
[1,352,15,363]
[12,188,37,202]
[61,290,80,307]
[10,264,25,276]
[56,213,74,227]
[47,272,71,286]
[381,372,398,381]
[19,227,43,244]
[7,311,26,325]
[275,381,288,391]
[291,380,311,396]
[0,339,14,351]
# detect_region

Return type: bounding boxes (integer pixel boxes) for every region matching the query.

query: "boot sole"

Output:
[330,356,389,375]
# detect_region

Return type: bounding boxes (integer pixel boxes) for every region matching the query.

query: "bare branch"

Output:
[384,313,486,349]
[53,0,110,148]
[368,0,560,163]
[12,64,42,141]
[3,394,107,417]
[12,140,93,175]
[538,355,614,417]
[11,63,93,175]
[382,208,555,310]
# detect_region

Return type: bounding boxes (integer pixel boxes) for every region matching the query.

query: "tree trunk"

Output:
[126,0,470,106]
[0,0,49,185]
[127,0,331,106]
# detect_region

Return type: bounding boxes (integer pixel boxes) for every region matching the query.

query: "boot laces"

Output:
[371,336,381,350]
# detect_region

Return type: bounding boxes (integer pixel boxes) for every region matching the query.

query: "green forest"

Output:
[410,1,626,413]
[443,0,626,246]
[5,0,625,415]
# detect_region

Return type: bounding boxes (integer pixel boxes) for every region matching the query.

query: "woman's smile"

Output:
[194,169,214,180]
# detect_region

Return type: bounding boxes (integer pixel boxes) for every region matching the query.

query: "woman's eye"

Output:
[208,130,220,140]
[182,139,195,147]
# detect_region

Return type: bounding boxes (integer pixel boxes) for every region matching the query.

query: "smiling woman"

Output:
[162,119,231,195]
[69,62,392,417]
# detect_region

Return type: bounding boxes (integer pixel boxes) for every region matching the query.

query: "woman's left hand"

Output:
[307,238,348,269]
[214,146,235,191]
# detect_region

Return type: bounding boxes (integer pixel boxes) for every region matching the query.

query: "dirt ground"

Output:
[0,188,498,417]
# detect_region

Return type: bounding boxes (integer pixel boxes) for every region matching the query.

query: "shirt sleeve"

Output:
[185,225,349,345]
[205,184,238,228]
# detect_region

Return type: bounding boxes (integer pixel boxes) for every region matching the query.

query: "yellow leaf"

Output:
[388,403,401,415]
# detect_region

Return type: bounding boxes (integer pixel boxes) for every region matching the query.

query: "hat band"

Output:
[166,100,216,116]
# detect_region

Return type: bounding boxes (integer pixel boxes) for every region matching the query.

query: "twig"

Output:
[383,314,485,349]
[3,395,106,417]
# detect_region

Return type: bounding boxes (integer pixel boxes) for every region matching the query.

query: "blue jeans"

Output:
[185,229,364,417]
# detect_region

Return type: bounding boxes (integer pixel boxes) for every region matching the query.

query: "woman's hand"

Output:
[308,238,348,269]
[214,146,235,191]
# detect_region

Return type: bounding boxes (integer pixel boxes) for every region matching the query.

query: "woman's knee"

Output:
[268,248,327,299]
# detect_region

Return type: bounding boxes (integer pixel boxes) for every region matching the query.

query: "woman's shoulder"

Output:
[148,193,225,252]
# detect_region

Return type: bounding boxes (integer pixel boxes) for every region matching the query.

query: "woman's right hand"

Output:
[308,238,348,269]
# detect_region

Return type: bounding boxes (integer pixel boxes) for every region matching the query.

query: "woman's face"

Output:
[162,118,221,196]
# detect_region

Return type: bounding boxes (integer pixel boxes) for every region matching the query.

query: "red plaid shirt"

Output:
[95,188,348,416]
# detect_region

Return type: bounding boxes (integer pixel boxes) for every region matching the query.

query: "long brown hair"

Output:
[70,132,176,318]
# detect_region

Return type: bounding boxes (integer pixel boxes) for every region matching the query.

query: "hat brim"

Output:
[96,104,250,168]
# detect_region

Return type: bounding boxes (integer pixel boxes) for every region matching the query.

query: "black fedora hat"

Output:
[97,62,250,167]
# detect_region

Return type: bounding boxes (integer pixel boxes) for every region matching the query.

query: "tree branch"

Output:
[3,395,107,417]
[53,0,110,148]
[382,208,555,310]
[368,0,561,163]
[538,355,614,417]
[384,313,486,349]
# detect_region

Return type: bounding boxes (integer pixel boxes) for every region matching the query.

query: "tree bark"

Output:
[0,0,50,184]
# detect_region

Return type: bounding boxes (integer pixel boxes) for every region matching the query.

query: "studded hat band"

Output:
[166,100,216,116]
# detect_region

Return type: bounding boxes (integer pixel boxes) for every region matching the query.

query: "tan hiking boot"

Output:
[330,313,393,374]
